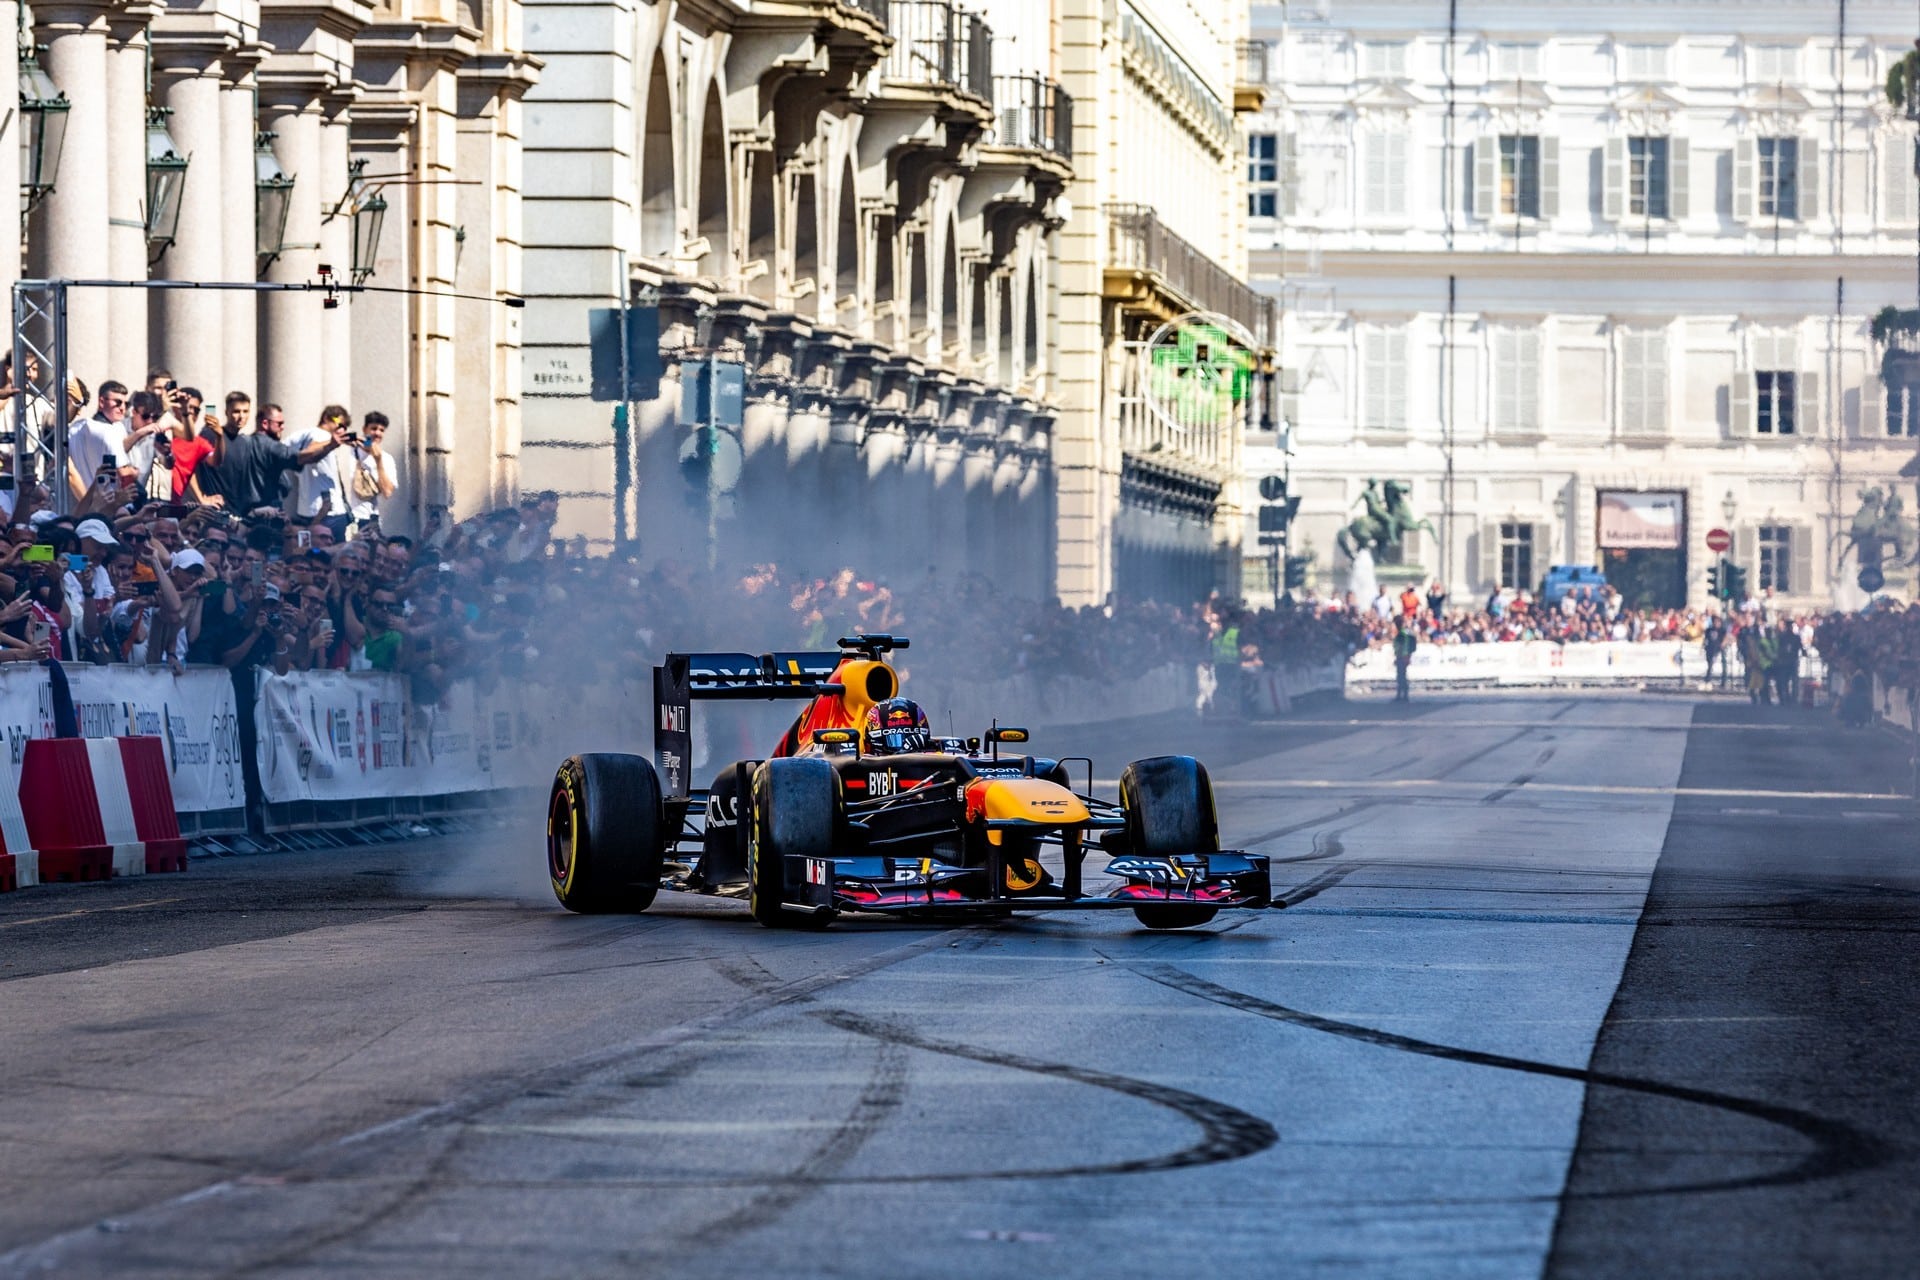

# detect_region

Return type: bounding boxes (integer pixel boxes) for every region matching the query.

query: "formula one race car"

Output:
[545,634,1270,930]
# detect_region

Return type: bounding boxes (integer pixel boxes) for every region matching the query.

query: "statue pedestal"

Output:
[1374,561,1429,590]
[1344,548,1377,604]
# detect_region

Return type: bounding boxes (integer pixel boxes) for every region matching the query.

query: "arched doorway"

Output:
[791,170,819,304]
[940,229,959,357]
[746,150,776,301]
[695,84,732,279]
[640,56,677,260]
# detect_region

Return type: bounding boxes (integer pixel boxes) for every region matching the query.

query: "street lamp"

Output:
[350,191,388,284]
[18,42,70,213]
[1722,489,1738,525]
[144,107,189,260]
[254,132,294,269]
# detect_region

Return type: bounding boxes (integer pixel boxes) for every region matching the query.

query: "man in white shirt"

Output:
[1,352,58,477]
[282,404,352,522]
[66,380,133,502]
[344,410,397,534]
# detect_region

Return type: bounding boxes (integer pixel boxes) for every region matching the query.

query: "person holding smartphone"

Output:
[64,381,131,504]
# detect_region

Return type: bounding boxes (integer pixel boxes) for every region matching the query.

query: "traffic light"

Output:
[1707,562,1723,600]
[1725,563,1749,602]
[1284,555,1309,590]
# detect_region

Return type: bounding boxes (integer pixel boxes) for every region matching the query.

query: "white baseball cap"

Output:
[74,518,118,545]
[171,548,207,573]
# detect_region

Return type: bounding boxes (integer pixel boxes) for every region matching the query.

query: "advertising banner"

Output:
[1348,640,1706,685]
[0,664,243,814]
[1597,491,1685,550]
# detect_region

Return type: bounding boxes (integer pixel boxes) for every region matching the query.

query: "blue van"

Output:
[1540,565,1607,608]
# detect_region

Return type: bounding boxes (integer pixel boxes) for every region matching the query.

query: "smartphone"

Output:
[21,544,54,564]
[249,562,264,588]
[295,529,311,550]
[159,503,192,519]
[65,553,88,574]
[135,581,158,597]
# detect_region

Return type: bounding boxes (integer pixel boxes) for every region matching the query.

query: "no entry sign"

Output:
[1705,527,1732,554]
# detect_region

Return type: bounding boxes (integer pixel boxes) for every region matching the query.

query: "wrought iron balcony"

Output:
[991,74,1072,160]
[880,0,992,102]
[1106,203,1274,348]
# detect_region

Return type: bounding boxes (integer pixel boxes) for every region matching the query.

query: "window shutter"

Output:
[1729,371,1754,435]
[1603,138,1625,220]
[1533,522,1554,570]
[1519,331,1541,430]
[1791,525,1814,596]
[1862,369,1885,436]
[1736,525,1757,573]
[1389,332,1409,429]
[1798,370,1819,434]
[1281,134,1299,216]
[1479,524,1499,586]
[1474,136,1497,216]
[1541,136,1561,218]
[1797,137,1820,222]
[1734,137,1757,222]
[1885,138,1918,226]
[1668,137,1690,220]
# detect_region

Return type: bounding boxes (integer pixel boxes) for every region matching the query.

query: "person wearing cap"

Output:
[117,543,205,670]
[64,518,118,662]
[65,381,132,504]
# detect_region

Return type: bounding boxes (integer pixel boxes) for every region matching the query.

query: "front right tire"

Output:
[1119,755,1221,930]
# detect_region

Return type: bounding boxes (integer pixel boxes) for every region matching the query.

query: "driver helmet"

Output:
[863,698,931,756]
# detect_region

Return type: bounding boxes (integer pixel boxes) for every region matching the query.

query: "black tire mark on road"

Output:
[1481,773,1535,805]
[815,1009,1278,1179]
[1276,860,1364,909]
[713,953,1277,1182]
[1134,965,1894,1200]
[1242,801,1379,857]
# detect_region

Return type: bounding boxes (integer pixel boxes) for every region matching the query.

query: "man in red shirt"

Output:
[162,386,220,503]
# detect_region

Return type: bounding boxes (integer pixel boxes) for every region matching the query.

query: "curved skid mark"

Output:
[811,1008,1277,1181]
[1134,964,1894,1201]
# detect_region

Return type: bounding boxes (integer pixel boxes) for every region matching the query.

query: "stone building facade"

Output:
[1246,0,1917,611]
[518,0,1265,604]
[6,0,536,529]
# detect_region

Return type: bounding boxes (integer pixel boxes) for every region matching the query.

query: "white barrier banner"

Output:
[1348,640,1707,686]
[0,664,244,813]
[255,671,649,803]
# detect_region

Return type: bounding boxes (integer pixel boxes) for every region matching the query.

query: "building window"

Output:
[1628,137,1670,218]
[1491,327,1541,434]
[1361,41,1409,79]
[1756,371,1797,434]
[1758,138,1800,219]
[1758,525,1793,592]
[1749,45,1799,84]
[1499,522,1535,590]
[1889,384,1919,436]
[1361,327,1409,432]
[1883,137,1917,225]
[1620,329,1669,435]
[1499,136,1541,217]
[1620,44,1671,82]
[1363,131,1408,217]
[1248,134,1280,218]
[1493,43,1542,80]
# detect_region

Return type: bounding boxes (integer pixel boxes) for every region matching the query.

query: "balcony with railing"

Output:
[990,74,1072,160]
[1233,39,1269,113]
[879,0,992,103]
[1105,203,1275,349]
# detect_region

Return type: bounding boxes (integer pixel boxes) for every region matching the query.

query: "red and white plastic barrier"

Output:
[18,737,188,883]
[0,777,32,891]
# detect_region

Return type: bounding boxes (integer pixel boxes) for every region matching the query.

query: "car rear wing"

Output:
[653,651,842,799]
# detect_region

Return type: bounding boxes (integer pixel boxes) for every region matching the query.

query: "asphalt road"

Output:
[0,693,1913,1278]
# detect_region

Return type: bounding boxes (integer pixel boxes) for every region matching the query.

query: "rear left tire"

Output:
[548,753,666,913]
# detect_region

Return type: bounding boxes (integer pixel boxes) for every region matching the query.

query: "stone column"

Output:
[29,2,114,388]
[105,5,156,373]
[219,50,262,399]
[257,83,324,419]
[318,90,354,407]
[349,105,413,528]
[149,32,231,396]
[0,15,20,307]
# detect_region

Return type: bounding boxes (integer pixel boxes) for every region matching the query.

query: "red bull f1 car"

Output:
[545,634,1271,930]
